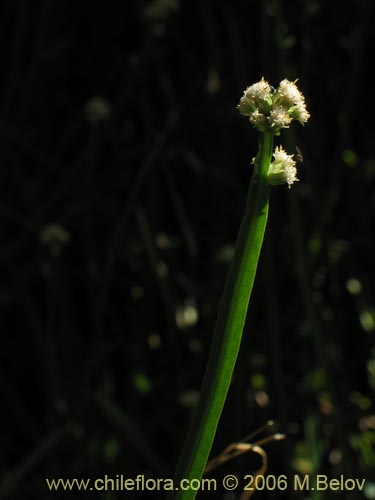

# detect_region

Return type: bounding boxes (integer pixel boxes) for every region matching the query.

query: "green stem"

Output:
[169,132,274,499]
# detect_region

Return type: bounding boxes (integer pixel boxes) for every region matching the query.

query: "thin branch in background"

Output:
[135,204,183,382]
[101,108,182,310]
[0,427,68,500]
[163,164,199,259]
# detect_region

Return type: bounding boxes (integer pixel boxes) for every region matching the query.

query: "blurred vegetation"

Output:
[0,0,373,499]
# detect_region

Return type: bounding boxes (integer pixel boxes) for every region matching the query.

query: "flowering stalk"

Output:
[169,79,309,500]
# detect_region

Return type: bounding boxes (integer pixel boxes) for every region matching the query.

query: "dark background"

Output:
[0,0,374,499]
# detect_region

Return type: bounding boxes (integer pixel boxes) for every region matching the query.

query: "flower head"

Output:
[238,77,309,132]
[277,79,305,106]
[238,77,272,116]
[268,145,298,188]
[243,78,271,101]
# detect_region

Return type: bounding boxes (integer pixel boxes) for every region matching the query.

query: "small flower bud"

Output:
[249,109,267,131]
[268,145,298,188]
[277,79,305,106]
[238,78,272,117]
[289,101,310,125]
[269,106,292,130]
[244,78,271,100]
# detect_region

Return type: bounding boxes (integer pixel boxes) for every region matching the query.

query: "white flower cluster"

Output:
[238,78,310,133]
[268,146,298,188]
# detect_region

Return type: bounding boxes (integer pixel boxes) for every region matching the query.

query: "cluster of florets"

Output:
[267,146,298,188]
[238,78,310,133]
